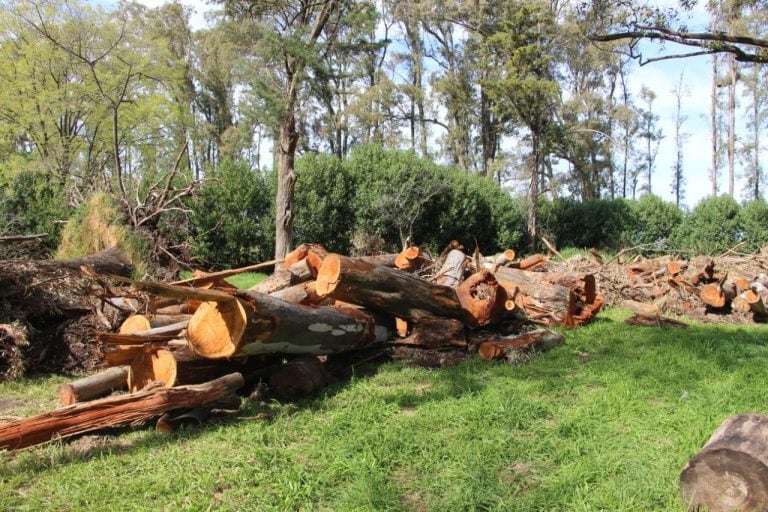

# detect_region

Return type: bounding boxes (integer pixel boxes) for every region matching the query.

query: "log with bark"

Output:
[118,314,190,334]
[0,373,245,451]
[249,258,314,294]
[394,246,431,272]
[186,290,389,359]
[434,249,467,287]
[477,329,565,361]
[59,366,130,406]
[680,413,768,512]
[316,254,490,325]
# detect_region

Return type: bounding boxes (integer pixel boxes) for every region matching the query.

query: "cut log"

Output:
[187,290,387,359]
[700,282,736,309]
[249,258,314,294]
[481,249,516,269]
[478,329,564,361]
[395,317,466,348]
[58,366,130,406]
[268,355,333,401]
[680,413,768,512]
[282,243,328,274]
[517,253,548,271]
[495,267,577,326]
[455,271,503,327]
[118,314,190,335]
[435,249,467,287]
[745,288,768,317]
[316,254,470,323]
[395,246,430,272]
[0,373,244,451]
[269,281,329,306]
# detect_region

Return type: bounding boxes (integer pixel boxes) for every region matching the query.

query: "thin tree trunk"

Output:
[711,54,720,197]
[728,54,737,197]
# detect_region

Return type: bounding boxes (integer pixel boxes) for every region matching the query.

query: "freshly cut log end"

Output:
[680,414,768,512]
[456,271,500,327]
[187,300,249,359]
[316,254,343,296]
[395,246,427,272]
[128,349,177,392]
[119,316,151,335]
[700,284,727,309]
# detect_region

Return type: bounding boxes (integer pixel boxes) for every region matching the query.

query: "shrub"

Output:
[626,194,683,248]
[739,199,768,253]
[539,197,633,250]
[190,159,274,269]
[671,195,741,255]
[0,162,70,253]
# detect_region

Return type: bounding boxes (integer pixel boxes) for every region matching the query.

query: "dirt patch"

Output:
[0,395,23,415]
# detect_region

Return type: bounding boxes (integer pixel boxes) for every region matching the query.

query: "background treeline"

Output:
[0,0,766,270]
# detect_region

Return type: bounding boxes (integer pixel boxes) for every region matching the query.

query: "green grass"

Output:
[2,308,767,511]
[176,271,267,289]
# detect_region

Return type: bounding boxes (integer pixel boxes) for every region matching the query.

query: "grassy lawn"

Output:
[176,271,267,289]
[1,308,767,511]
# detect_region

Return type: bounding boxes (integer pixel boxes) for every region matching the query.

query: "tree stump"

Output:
[680,413,768,511]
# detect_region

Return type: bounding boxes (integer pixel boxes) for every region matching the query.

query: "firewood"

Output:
[58,366,130,406]
[186,290,388,359]
[516,253,548,271]
[0,373,245,451]
[700,281,736,309]
[680,413,768,512]
[744,288,767,317]
[480,249,516,269]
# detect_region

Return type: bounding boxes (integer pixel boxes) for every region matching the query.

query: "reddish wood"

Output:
[680,414,768,512]
[395,246,430,272]
[455,271,503,327]
[517,253,548,271]
[478,329,564,361]
[0,373,245,451]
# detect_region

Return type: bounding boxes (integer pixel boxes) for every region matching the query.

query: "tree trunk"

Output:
[186,290,387,359]
[58,366,130,406]
[249,258,314,295]
[1,374,244,451]
[274,103,299,261]
[269,281,328,306]
[316,254,471,323]
[680,413,768,512]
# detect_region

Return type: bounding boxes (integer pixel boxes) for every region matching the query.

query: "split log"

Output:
[395,246,430,272]
[315,254,472,323]
[478,329,564,361]
[58,366,130,406]
[435,249,467,287]
[186,290,388,359]
[0,373,244,451]
[680,413,768,512]
[249,258,314,294]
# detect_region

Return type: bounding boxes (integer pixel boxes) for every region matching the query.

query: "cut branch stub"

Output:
[316,253,468,323]
[187,291,382,359]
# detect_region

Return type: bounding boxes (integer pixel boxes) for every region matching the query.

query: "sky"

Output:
[125,0,759,209]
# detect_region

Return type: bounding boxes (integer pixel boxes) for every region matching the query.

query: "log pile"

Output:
[547,249,768,325]
[1,242,602,451]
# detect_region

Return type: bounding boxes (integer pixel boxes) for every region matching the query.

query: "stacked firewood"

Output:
[0,243,603,451]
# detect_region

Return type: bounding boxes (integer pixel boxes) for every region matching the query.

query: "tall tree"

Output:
[670,70,688,207]
[638,86,662,197]
[481,1,560,246]
[220,0,362,260]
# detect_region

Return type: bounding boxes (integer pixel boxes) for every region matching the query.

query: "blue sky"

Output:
[107,0,758,208]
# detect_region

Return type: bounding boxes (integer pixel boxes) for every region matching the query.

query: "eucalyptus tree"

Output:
[480,0,561,245]
[218,0,376,260]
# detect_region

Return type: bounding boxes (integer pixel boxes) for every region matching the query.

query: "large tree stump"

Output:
[680,413,768,511]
